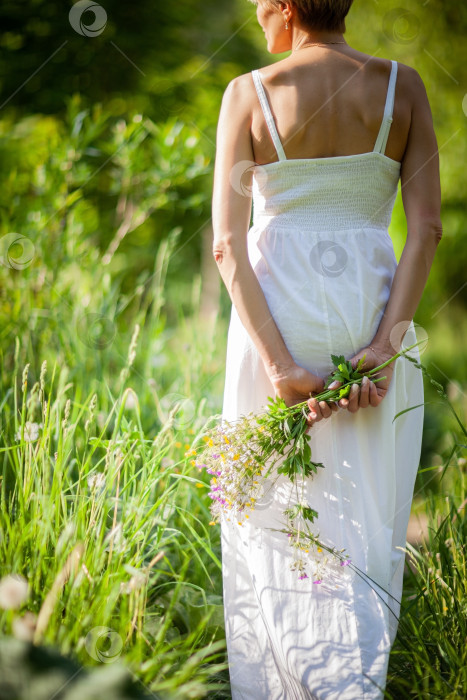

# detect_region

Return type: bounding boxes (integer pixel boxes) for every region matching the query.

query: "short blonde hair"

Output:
[250,0,354,32]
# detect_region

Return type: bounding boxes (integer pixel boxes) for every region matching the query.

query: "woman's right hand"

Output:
[268,363,338,428]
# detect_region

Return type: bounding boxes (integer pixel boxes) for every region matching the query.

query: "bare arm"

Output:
[212,74,327,414]
[371,65,442,353]
[338,65,442,413]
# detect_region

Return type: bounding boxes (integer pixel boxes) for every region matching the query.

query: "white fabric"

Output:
[373,61,398,155]
[252,70,287,161]
[220,59,424,699]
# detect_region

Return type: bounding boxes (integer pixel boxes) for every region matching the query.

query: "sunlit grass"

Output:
[1,319,465,698]
[386,386,466,699]
[0,320,229,698]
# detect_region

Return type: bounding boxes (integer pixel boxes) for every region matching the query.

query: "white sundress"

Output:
[220,60,424,699]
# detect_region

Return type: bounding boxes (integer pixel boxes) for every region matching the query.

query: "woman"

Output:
[211,0,442,697]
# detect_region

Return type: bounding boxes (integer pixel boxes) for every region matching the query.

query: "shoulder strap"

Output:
[373,60,398,155]
[251,70,287,161]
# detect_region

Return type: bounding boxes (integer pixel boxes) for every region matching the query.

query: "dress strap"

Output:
[251,70,287,161]
[373,60,398,156]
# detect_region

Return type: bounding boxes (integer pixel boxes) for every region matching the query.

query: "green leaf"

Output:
[356,353,367,372]
[392,402,426,422]
[331,354,346,367]
[302,507,319,523]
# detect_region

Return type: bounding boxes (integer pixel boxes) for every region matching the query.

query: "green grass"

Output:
[387,477,467,698]
[0,332,230,698]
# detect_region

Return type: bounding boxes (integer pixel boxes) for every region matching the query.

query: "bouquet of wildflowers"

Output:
[195,342,420,583]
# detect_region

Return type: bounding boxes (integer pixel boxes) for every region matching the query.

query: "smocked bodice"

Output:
[251,153,401,232]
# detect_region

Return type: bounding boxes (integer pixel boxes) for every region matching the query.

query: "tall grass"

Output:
[0,324,231,697]
[386,383,466,699]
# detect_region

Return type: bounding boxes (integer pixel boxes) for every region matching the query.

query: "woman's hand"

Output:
[337,345,395,413]
[268,364,338,429]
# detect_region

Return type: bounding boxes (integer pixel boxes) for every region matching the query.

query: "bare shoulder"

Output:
[222,72,256,106]
[395,61,429,102]
[359,54,425,91]
[358,56,432,121]
[218,72,257,127]
[394,61,434,135]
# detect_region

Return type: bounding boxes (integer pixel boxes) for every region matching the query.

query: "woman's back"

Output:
[249,50,412,166]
